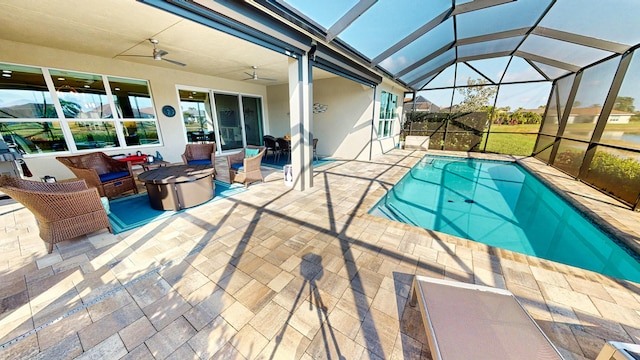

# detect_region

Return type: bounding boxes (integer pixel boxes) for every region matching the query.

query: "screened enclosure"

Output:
[257,0,640,209]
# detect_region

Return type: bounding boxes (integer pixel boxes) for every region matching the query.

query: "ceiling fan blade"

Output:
[156,49,169,57]
[162,58,186,67]
[261,77,277,81]
[244,72,254,77]
[118,54,154,58]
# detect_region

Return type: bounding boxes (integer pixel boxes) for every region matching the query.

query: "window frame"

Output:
[378,90,398,138]
[0,62,161,156]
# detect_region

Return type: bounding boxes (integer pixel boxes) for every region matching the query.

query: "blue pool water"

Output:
[370,155,640,283]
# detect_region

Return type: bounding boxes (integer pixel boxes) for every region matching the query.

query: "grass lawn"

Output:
[480,124,539,155]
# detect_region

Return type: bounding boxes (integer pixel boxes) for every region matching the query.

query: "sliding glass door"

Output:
[179,89,264,152]
[242,96,264,146]
[215,93,243,151]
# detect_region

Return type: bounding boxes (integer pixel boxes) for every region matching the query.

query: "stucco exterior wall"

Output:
[0,39,269,180]
[266,74,405,161]
[1,39,407,181]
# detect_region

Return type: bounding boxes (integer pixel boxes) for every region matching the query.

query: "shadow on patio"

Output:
[0,150,638,359]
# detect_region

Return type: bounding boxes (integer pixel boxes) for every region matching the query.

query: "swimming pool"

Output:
[370,155,640,283]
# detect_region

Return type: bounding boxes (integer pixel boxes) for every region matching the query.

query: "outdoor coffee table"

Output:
[138,164,215,211]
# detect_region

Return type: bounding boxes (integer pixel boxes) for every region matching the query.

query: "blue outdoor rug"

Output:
[108,180,247,234]
[261,155,335,169]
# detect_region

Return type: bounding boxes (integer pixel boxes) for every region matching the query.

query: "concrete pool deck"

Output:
[0,149,638,359]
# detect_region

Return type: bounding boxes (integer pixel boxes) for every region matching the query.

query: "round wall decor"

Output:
[162,105,176,117]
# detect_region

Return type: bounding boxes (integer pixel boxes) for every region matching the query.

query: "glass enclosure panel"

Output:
[583,146,640,206]
[539,81,562,136]
[457,37,523,60]
[338,0,451,58]
[454,63,484,87]
[456,0,550,39]
[482,132,537,156]
[533,135,555,163]
[69,120,119,149]
[501,57,547,82]
[400,49,455,85]
[404,111,448,149]
[415,88,453,112]
[451,80,497,112]
[179,90,215,143]
[444,112,486,151]
[467,58,511,83]
[600,52,640,151]
[532,61,571,80]
[444,130,482,151]
[0,63,57,119]
[519,35,612,69]
[540,0,640,47]
[378,19,454,74]
[495,82,551,114]
[242,96,263,146]
[50,70,110,119]
[108,77,154,119]
[563,57,618,141]
[215,93,242,151]
[0,121,67,154]
[122,121,159,146]
[553,138,588,177]
[556,73,576,124]
[423,65,456,90]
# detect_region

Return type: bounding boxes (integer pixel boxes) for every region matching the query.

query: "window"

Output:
[378,91,397,138]
[179,90,215,144]
[109,77,159,146]
[0,62,159,154]
[0,64,69,154]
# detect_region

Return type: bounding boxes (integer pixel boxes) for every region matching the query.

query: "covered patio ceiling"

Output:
[0,0,335,86]
[3,1,640,95]
[252,0,640,91]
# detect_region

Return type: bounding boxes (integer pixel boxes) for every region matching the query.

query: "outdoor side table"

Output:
[138,164,215,211]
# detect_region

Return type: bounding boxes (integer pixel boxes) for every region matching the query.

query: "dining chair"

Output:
[276,137,291,163]
[263,135,278,160]
[313,138,318,161]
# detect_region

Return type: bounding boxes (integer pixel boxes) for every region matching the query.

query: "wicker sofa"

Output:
[0,175,112,253]
[56,152,138,199]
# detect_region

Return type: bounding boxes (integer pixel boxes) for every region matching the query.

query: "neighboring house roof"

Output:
[403,95,440,112]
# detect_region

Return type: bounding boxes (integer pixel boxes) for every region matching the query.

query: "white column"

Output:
[288,55,313,191]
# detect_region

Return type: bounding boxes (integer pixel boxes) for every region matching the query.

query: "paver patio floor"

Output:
[0,150,639,359]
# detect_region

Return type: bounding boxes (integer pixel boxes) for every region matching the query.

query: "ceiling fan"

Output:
[243,66,276,81]
[119,39,186,67]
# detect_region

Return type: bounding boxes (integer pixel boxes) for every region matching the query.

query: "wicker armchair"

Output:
[226,146,266,187]
[182,143,216,171]
[0,175,112,253]
[56,152,138,199]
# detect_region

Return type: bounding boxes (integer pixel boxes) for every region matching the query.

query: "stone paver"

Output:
[0,150,639,359]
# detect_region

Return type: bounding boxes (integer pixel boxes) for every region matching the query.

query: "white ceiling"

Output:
[0,0,335,85]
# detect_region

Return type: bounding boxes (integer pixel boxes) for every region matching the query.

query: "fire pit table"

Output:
[138,164,215,211]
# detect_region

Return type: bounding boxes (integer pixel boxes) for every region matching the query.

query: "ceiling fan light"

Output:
[153,54,162,61]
